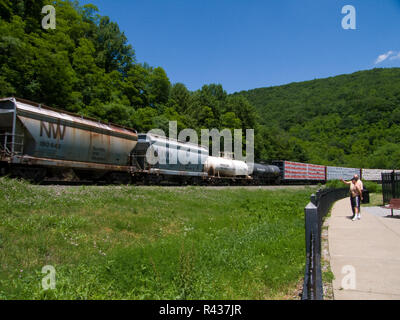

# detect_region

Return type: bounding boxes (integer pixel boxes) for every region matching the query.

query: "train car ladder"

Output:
[0,133,24,157]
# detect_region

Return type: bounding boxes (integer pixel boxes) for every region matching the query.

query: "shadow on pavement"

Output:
[383,215,400,219]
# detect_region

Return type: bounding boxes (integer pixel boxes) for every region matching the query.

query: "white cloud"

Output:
[374,50,395,65]
[389,52,400,61]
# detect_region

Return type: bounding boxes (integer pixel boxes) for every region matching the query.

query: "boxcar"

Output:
[326,166,361,181]
[361,168,394,182]
[272,160,326,183]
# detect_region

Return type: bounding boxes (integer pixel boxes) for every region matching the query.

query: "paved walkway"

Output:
[328,198,400,300]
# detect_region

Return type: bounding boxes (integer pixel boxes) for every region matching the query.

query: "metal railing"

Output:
[0,133,24,156]
[382,171,400,204]
[302,187,348,300]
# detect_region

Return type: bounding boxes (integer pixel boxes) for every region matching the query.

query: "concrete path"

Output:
[328,198,400,300]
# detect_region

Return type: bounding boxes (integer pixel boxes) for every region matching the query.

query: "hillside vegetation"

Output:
[1,1,398,168]
[236,68,400,169]
[0,0,257,140]
[0,178,313,299]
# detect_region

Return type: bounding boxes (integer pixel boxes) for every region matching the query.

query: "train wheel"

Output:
[118,173,132,185]
[142,177,150,185]
[11,166,47,183]
[148,174,160,185]
[105,172,132,185]
[0,163,9,177]
[132,173,147,185]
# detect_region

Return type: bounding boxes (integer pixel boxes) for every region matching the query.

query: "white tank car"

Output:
[204,156,249,177]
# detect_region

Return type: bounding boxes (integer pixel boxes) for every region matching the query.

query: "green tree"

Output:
[169,83,191,113]
[95,16,135,74]
[0,0,13,20]
[147,67,171,106]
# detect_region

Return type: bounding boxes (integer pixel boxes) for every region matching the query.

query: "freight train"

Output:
[0,98,392,185]
[0,97,279,185]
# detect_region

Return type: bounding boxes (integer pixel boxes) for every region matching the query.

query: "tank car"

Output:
[251,163,281,184]
[204,156,249,179]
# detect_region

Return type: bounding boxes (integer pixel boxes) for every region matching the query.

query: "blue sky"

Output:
[79,0,400,93]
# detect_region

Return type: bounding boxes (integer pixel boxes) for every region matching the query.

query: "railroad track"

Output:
[36,181,311,190]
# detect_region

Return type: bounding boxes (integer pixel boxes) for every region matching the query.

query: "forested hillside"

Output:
[236,68,400,169]
[1,1,399,169]
[0,0,257,140]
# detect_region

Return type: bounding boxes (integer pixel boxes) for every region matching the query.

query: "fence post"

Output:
[310,194,317,206]
[303,199,325,300]
[304,201,321,299]
[392,170,396,200]
[305,202,320,256]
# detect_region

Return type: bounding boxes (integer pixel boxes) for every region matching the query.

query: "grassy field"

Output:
[363,193,384,207]
[0,178,315,300]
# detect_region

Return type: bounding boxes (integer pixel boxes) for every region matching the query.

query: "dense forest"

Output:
[0,0,399,169]
[236,68,400,169]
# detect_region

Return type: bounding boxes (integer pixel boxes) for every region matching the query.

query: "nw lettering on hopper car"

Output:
[40,121,66,140]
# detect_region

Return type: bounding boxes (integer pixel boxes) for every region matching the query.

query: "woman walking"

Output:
[341,177,363,221]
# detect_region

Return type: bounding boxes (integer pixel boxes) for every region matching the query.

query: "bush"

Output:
[324,180,343,189]
[324,179,382,194]
[363,181,382,194]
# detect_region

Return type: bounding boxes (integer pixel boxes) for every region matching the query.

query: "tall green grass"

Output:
[0,178,313,299]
